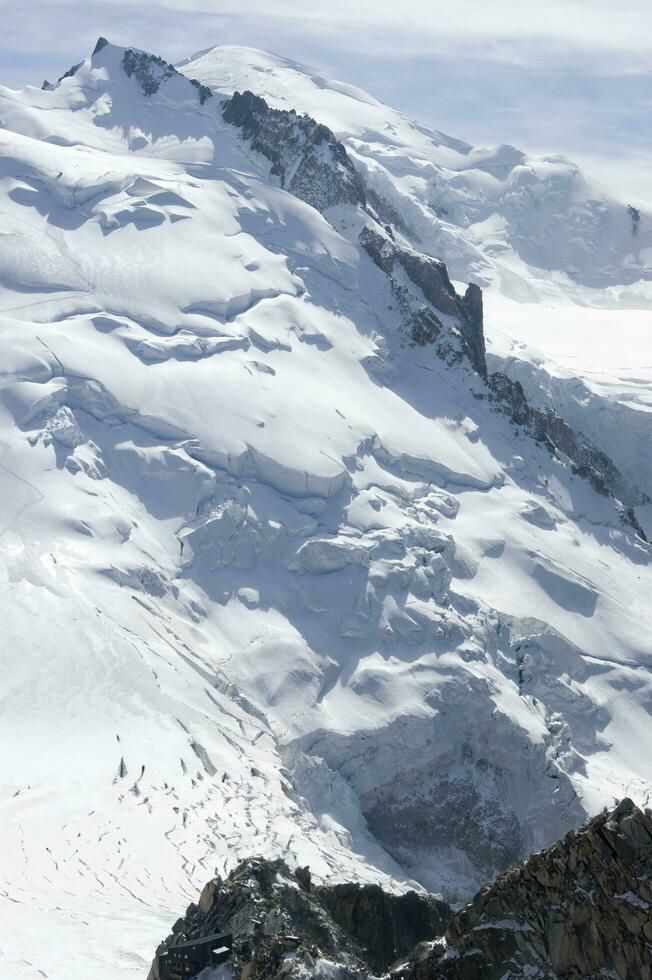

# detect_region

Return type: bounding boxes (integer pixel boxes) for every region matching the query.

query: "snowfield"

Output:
[0,39,650,980]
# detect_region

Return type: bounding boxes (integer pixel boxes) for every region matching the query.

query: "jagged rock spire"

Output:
[395,798,652,979]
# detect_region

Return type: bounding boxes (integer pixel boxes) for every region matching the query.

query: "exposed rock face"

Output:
[359,226,486,374]
[394,798,652,980]
[149,858,449,980]
[222,90,366,212]
[459,284,486,379]
[316,883,450,975]
[57,60,83,84]
[360,226,457,313]
[149,801,652,979]
[121,47,212,103]
[628,204,641,236]
[488,371,648,534]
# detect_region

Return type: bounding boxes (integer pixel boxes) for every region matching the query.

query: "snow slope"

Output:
[0,40,651,980]
[183,46,652,508]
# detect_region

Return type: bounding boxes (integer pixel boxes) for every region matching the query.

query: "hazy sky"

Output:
[2,0,651,206]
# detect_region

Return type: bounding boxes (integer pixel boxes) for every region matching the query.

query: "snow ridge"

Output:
[0,38,650,980]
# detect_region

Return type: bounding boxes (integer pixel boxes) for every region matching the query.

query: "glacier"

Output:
[0,38,650,980]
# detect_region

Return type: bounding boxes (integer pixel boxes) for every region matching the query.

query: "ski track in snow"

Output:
[0,39,650,980]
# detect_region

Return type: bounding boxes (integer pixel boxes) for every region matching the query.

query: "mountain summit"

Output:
[0,39,650,980]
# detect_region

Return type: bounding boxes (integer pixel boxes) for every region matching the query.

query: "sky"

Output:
[2,0,651,206]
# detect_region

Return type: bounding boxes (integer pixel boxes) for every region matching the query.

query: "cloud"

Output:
[1,0,651,205]
[203,0,652,62]
[5,0,652,69]
[571,152,652,206]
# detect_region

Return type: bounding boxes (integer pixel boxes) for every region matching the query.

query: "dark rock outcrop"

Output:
[121,48,176,96]
[394,798,652,980]
[120,48,211,103]
[149,801,652,979]
[360,226,458,316]
[222,90,366,213]
[56,60,83,84]
[459,283,486,379]
[316,883,450,975]
[359,225,486,374]
[628,204,641,236]
[488,371,648,533]
[221,90,415,243]
[149,858,449,980]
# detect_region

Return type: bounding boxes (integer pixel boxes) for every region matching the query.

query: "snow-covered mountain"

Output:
[182,46,652,508]
[0,39,650,980]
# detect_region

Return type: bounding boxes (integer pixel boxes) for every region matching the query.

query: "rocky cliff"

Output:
[148,858,449,979]
[150,800,652,979]
[222,87,643,535]
[359,225,486,375]
[222,89,366,212]
[396,797,652,980]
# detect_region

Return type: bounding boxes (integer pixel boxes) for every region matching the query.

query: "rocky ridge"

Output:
[395,797,652,979]
[222,85,645,536]
[150,800,652,979]
[359,225,486,376]
[487,373,648,535]
[3,39,652,980]
[148,858,450,979]
[222,89,365,212]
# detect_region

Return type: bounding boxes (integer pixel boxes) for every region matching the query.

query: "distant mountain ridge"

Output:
[182,44,652,291]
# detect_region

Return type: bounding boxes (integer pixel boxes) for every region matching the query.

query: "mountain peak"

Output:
[1,34,651,980]
[92,35,109,55]
[48,37,214,106]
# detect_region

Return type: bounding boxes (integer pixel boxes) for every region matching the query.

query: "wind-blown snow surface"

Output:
[0,41,651,980]
[185,46,652,509]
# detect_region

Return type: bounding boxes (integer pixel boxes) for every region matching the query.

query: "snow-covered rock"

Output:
[0,38,650,980]
[183,44,652,513]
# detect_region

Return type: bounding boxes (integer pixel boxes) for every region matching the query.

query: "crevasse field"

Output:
[0,40,651,980]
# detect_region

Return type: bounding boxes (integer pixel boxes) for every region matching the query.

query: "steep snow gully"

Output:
[0,39,650,980]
